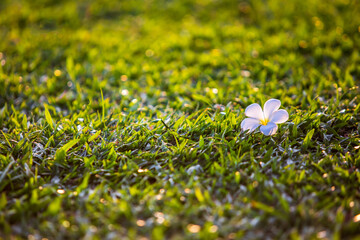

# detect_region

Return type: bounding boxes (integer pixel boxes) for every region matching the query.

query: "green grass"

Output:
[1,0,360,239]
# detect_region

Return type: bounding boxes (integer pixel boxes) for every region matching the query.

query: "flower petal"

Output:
[241,118,260,132]
[245,103,264,120]
[260,122,278,136]
[263,99,281,120]
[269,109,289,124]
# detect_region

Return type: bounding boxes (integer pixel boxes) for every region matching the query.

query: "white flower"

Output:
[241,99,289,136]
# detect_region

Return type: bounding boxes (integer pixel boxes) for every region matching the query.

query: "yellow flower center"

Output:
[260,118,269,126]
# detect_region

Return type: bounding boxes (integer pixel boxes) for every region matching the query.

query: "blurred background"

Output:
[0,0,359,116]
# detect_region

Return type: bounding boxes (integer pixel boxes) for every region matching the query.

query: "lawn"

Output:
[0,0,360,239]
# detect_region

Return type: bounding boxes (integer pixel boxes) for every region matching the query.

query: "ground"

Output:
[0,0,360,239]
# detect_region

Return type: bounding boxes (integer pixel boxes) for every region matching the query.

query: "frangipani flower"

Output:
[241,99,289,136]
